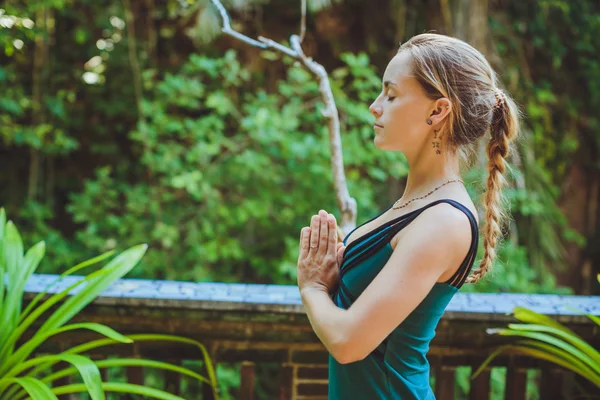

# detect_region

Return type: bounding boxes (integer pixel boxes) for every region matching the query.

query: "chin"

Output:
[374,130,387,146]
[374,135,397,151]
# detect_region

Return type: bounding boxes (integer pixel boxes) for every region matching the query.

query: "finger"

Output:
[337,245,345,266]
[336,225,344,243]
[299,227,310,259]
[309,215,320,252]
[327,214,337,255]
[317,210,329,256]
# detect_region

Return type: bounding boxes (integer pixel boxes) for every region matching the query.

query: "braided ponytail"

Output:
[465,89,520,283]
[399,34,521,284]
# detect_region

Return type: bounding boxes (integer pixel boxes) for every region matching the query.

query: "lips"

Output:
[374,123,384,128]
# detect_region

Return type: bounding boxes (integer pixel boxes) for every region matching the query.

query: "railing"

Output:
[23,274,600,399]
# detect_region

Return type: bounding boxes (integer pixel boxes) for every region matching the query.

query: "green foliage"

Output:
[473,306,600,389]
[0,208,218,400]
[66,48,406,283]
[1,0,595,294]
[489,0,600,280]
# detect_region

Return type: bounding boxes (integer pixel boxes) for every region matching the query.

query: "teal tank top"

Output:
[328,199,479,399]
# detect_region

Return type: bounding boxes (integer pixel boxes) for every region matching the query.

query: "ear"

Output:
[428,98,452,126]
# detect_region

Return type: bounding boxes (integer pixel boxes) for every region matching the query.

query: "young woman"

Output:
[296,33,520,399]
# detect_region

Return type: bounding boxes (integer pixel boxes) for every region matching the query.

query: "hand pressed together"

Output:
[297,209,346,295]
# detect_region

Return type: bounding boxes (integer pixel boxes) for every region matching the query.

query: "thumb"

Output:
[336,243,346,266]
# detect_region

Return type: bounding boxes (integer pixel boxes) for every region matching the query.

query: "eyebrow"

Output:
[384,80,399,89]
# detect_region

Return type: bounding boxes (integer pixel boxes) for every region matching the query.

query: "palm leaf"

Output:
[1,354,104,400]
[19,249,116,323]
[40,358,210,386]
[0,222,24,345]
[471,345,510,379]
[4,377,59,400]
[488,328,600,375]
[0,267,112,362]
[506,323,600,364]
[53,382,187,400]
[12,334,218,400]
[65,334,218,390]
[513,339,600,385]
[3,241,45,336]
[39,244,147,332]
[0,210,218,400]
[512,306,572,333]
[0,244,145,364]
[2,322,132,375]
[0,209,6,326]
[563,305,600,328]
[482,344,600,388]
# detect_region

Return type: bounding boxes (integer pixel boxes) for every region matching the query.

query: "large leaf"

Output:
[15,334,218,400]
[0,208,5,319]
[3,241,45,332]
[66,334,218,389]
[563,305,600,329]
[40,358,210,386]
[0,208,5,241]
[2,377,58,400]
[2,322,131,375]
[506,323,600,364]
[19,249,116,323]
[0,244,145,364]
[513,339,600,385]
[512,306,571,333]
[0,268,108,363]
[488,328,600,375]
[53,382,186,400]
[0,223,24,337]
[473,344,600,388]
[39,244,147,331]
[4,354,104,400]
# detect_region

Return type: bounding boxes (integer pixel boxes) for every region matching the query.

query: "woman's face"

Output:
[369,51,434,153]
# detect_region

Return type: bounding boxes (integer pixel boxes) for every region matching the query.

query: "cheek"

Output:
[386,99,418,129]
[383,101,427,144]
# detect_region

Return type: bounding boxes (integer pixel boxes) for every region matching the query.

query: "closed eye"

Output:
[386,96,396,102]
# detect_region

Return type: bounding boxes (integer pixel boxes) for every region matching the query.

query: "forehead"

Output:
[382,51,415,87]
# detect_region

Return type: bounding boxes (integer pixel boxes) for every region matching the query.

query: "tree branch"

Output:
[209,0,357,236]
[300,0,306,43]
[211,0,269,49]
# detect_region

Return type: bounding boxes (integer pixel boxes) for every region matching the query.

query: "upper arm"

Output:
[339,204,473,363]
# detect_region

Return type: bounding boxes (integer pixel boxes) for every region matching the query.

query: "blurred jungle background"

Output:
[2,0,600,398]
[2,0,599,294]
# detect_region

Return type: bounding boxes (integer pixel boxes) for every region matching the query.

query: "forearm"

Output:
[300,287,355,362]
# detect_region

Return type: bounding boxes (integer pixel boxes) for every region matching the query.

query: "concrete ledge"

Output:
[24,274,600,323]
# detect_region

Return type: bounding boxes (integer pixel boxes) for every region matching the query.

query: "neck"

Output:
[400,147,462,203]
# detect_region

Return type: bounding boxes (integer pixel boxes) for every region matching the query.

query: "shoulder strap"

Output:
[384,199,479,289]
[438,200,479,288]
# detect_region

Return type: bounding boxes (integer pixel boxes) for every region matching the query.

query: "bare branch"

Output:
[211,0,269,48]
[289,34,356,235]
[257,36,297,57]
[300,0,306,43]
[208,0,357,236]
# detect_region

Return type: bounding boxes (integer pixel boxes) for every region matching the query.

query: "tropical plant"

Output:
[0,207,218,400]
[472,301,600,389]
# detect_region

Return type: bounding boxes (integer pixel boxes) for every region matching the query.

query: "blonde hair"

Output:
[398,33,520,284]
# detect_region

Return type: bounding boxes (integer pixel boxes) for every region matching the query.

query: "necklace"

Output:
[392,179,464,210]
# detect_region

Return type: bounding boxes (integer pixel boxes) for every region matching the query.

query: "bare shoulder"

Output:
[390,200,477,281]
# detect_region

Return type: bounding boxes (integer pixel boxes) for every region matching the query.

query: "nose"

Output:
[369,102,382,118]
